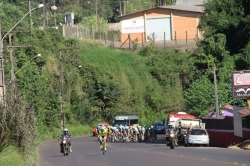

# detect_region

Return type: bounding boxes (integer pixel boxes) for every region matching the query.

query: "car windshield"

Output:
[190,129,206,135]
[154,122,163,126]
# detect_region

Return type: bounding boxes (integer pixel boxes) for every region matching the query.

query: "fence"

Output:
[63,24,121,42]
[62,24,198,51]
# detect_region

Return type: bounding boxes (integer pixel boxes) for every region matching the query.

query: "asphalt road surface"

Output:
[37,135,250,166]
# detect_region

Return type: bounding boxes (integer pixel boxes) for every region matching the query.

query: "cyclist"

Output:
[141,125,145,141]
[99,126,108,151]
[149,125,154,143]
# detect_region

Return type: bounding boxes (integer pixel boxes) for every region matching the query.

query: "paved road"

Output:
[37,135,250,166]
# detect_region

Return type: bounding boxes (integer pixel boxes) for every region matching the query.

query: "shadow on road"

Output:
[47,155,65,158]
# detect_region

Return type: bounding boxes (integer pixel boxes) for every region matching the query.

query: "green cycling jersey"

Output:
[100,128,108,137]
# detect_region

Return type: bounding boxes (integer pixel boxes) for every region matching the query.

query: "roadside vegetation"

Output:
[0,0,250,165]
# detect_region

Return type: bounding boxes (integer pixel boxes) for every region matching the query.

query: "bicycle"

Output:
[100,137,106,155]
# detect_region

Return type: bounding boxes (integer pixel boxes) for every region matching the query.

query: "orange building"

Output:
[117,5,204,42]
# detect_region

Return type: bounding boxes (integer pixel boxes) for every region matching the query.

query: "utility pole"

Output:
[95,0,99,36]
[119,0,122,16]
[213,66,219,118]
[123,0,126,15]
[130,2,133,13]
[29,0,32,30]
[7,32,31,83]
[59,50,64,130]
[43,0,46,30]
[0,4,43,104]
[0,21,5,104]
[8,33,15,82]
[59,45,79,130]
[140,0,142,10]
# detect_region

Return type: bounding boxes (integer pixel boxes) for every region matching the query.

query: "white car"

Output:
[185,128,209,147]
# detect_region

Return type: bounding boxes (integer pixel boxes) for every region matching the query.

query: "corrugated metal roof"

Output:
[117,5,204,19]
[114,115,138,119]
[238,108,250,117]
[158,5,204,13]
[175,0,206,6]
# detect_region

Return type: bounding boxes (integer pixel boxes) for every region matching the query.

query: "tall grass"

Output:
[80,42,161,116]
[0,146,25,166]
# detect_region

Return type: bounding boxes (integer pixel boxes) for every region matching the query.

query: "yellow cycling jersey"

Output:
[100,128,108,137]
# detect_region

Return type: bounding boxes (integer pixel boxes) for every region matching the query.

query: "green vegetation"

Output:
[0,146,26,166]
[0,0,250,165]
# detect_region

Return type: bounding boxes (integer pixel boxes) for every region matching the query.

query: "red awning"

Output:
[238,108,250,117]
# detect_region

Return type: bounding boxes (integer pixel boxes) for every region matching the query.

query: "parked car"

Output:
[153,122,165,134]
[185,128,209,147]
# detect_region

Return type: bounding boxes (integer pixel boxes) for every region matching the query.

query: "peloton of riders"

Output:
[96,124,157,144]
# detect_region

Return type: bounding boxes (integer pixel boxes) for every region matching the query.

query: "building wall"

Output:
[203,116,250,147]
[145,8,171,18]
[207,129,250,147]
[119,8,201,42]
[121,33,145,42]
[172,10,199,40]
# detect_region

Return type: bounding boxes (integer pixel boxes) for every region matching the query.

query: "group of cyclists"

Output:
[58,124,160,153]
[97,124,158,151]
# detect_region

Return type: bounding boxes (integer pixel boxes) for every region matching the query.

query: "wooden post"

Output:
[175,31,177,45]
[153,32,155,46]
[186,31,188,44]
[213,66,219,118]
[91,24,94,39]
[113,33,115,47]
[164,32,166,48]
[128,34,131,50]
[105,31,107,45]
[141,33,144,47]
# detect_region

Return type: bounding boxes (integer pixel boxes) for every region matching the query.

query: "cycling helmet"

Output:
[101,126,105,130]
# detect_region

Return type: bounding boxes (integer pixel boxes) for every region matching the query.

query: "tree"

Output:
[184,76,214,118]
[198,0,249,55]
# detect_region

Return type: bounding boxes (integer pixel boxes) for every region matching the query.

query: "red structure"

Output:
[167,112,195,125]
[202,110,250,147]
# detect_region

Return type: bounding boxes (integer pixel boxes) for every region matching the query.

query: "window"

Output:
[190,129,206,135]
